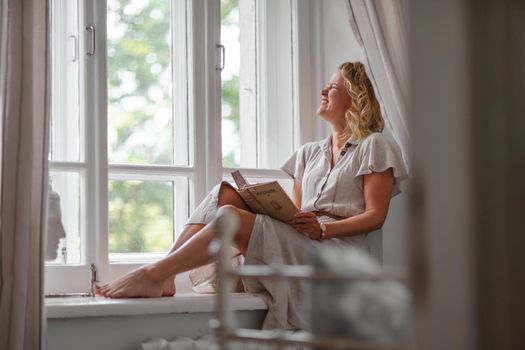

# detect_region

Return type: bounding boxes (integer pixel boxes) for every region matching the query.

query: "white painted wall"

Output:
[312,0,409,270]
[409,1,475,348]
[320,0,366,73]
[47,310,265,350]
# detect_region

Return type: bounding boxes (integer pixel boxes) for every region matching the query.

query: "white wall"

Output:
[313,0,408,270]
[409,1,475,349]
[320,0,366,74]
[47,310,265,350]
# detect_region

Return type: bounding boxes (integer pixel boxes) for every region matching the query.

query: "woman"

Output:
[95,61,408,329]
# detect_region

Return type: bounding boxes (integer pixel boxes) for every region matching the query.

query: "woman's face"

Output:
[316,71,352,123]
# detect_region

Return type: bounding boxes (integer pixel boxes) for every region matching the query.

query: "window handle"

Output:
[68,35,78,62]
[86,25,95,56]
[216,44,225,71]
[90,263,99,297]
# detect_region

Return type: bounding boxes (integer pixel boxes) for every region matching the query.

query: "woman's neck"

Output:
[331,130,349,150]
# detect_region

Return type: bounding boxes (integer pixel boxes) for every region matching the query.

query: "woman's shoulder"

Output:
[280,139,324,179]
[357,132,400,152]
[359,132,387,144]
[354,131,408,184]
[297,139,325,158]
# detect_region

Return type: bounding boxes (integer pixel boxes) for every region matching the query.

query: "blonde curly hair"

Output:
[339,62,384,140]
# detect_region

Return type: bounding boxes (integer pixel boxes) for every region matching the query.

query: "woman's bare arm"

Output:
[291,169,394,239]
[291,178,302,209]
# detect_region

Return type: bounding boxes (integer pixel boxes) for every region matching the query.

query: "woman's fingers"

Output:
[293,223,314,230]
[292,222,320,231]
[291,211,319,237]
[291,216,317,224]
[293,211,316,219]
[292,224,320,236]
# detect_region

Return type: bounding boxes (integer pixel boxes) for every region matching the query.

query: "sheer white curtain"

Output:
[346,0,410,166]
[0,0,50,349]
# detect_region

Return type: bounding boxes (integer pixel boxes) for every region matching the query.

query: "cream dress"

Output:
[187,132,408,330]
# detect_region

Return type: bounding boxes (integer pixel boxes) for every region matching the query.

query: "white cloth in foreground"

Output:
[188,132,408,329]
[308,245,411,344]
[141,335,215,350]
[141,336,309,350]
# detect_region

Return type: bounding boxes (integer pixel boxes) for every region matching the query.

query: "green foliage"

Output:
[107,0,174,253]
[107,0,172,165]
[108,180,173,253]
[221,74,240,167]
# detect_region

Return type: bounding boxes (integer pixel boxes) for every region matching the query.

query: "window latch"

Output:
[90,263,99,297]
[68,35,78,62]
[86,25,95,56]
[216,44,225,71]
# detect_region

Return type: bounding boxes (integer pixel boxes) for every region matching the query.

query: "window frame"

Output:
[45,0,312,294]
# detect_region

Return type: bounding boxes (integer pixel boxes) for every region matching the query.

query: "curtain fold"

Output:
[0,0,50,349]
[346,0,410,167]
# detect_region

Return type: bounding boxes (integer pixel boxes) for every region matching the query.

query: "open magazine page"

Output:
[245,182,298,222]
[237,189,268,215]
[231,170,298,222]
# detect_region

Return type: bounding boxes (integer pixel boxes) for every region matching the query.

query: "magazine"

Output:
[231,170,299,223]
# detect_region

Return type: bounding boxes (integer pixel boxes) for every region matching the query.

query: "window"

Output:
[48,0,84,270]
[106,0,189,260]
[46,0,303,293]
[221,0,295,169]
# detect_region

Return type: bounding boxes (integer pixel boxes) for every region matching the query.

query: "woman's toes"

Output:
[109,289,126,298]
[113,291,126,298]
[94,284,105,295]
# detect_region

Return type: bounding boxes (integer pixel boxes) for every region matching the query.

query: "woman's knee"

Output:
[217,183,250,210]
[216,205,254,252]
[217,204,253,224]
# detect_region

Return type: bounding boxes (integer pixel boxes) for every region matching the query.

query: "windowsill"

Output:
[46,293,267,319]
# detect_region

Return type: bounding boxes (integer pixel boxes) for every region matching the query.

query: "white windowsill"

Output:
[46,293,267,319]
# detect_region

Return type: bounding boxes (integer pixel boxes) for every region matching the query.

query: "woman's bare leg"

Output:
[161,184,252,295]
[160,224,203,295]
[94,205,255,298]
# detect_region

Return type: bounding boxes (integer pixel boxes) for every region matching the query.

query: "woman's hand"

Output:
[290,211,322,240]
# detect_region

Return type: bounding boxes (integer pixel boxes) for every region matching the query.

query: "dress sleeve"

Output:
[356,133,408,197]
[280,145,307,182]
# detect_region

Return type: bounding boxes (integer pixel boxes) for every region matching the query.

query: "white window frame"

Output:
[46,0,313,294]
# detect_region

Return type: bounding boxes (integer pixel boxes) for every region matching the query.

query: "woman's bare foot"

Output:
[94,266,165,298]
[161,278,176,296]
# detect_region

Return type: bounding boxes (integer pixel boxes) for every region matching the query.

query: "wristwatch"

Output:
[319,222,327,240]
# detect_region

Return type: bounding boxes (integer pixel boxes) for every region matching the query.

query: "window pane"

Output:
[108,0,185,165]
[256,0,295,169]
[47,171,82,264]
[50,0,82,162]
[108,179,175,253]
[221,0,295,169]
[221,0,244,168]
